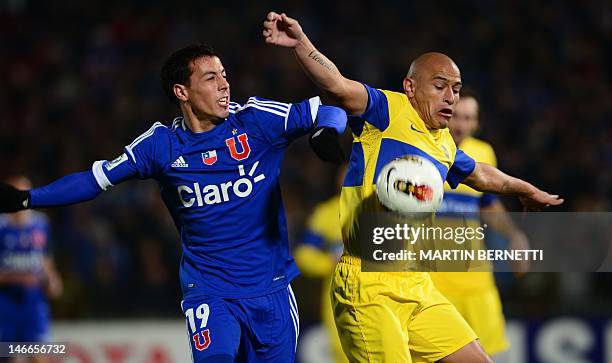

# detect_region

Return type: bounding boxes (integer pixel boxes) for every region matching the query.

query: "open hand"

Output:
[519,189,564,211]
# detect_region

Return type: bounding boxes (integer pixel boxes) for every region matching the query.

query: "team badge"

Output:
[105,153,128,171]
[225,133,251,161]
[32,230,47,249]
[192,330,211,351]
[201,150,218,165]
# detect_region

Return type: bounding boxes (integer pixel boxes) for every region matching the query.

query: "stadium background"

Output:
[0,0,610,362]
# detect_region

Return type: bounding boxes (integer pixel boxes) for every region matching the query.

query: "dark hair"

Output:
[459,87,479,102]
[458,87,483,124]
[160,44,219,106]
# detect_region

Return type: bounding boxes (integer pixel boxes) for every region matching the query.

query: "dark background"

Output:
[0,0,610,321]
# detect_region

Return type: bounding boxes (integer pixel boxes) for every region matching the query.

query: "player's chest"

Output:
[163,130,275,207]
[0,228,46,253]
[386,125,454,168]
[170,127,273,170]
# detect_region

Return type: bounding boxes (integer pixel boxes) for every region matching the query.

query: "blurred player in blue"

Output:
[0,44,347,362]
[0,176,63,363]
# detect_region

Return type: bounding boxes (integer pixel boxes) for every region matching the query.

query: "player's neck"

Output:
[9,211,31,227]
[451,135,464,146]
[183,115,223,133]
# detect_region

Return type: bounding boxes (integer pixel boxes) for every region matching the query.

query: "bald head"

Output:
[403,52,462,130]
[407,52,460,80]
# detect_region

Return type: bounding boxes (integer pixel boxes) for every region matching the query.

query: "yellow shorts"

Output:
[442,288,509,355]
[322,277,350,363]
[331,256,477,363]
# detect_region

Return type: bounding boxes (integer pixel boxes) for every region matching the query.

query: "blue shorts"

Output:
[181,285,299,363]
[0,290,50,342]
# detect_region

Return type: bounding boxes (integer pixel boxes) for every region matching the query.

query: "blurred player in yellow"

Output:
[264,12,563,362]
[430,93,530,361]
[294,167,348,363]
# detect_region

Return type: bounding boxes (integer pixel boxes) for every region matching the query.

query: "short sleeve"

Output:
[123,122,170,179]
[91,122,170,190]
[447,149,476,189]
[358,83,391,131]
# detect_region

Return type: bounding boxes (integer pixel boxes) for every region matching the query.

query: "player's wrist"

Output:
[294,35,312,50]
[0,183,30,212]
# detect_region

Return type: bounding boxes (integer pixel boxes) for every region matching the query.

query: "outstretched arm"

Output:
[463,162,564,211]
[42,256,63,298]
[0,171,104,212]
[0,123,169,213]
[0,163,133,213]
[263,12,368,115]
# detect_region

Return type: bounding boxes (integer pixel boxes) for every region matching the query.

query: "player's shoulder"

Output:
[128,121,173,146]
[320,195,340,213]
[124,121,174,166]
[310,195,340,225]
[463,136,493,150]
[460,137,496,162]
[231,96,292,119]
[378,89,405,101]
[130,121,171,141]
[0,215,10,228]
[433,128,458,164]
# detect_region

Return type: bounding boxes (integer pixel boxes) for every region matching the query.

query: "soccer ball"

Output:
[375,155,444,218]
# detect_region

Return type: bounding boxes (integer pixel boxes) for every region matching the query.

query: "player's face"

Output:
[449,97,479,145]
[407,61,461,130]
[185,56,230,121]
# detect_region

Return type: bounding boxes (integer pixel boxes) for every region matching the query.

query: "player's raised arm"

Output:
[263,12,368,115]
[462,162,564,211]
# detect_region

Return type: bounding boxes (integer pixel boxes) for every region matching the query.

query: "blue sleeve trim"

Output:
[316,105,346,135]
[359,83,390,131]
[315,106,347,134]
[301,230,326,249]
[447,149,476,189]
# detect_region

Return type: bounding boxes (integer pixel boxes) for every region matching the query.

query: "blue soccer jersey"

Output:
[0,212,49,286]
[92,96,323,299]
[0,212,51,342]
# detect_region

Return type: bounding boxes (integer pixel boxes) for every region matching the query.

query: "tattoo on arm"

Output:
[307,50,337,73]
[500,180,510,194]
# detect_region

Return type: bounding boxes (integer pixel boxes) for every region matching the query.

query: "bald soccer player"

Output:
[263,12,563,363]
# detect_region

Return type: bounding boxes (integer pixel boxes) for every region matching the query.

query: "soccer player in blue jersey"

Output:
[0,44,347,362]
[264,13,563,363]
[0,176,63,363]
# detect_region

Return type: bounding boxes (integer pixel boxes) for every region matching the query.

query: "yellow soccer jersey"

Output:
[340,84,476,258]
[430,136,499,294]
[294,195,343,277]
[293,195,348,363]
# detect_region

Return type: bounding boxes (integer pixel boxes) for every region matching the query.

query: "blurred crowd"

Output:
[0,0,610,319]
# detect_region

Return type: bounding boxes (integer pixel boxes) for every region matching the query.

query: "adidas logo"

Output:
[172,156,189,168]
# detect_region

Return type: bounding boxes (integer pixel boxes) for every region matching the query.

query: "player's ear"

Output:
[174,84,189,103]
[403,77,416,98]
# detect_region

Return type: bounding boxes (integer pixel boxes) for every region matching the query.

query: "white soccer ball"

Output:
[375,155,444,218]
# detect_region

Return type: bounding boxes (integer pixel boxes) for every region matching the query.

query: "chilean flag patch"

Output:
[201,150,218,165]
